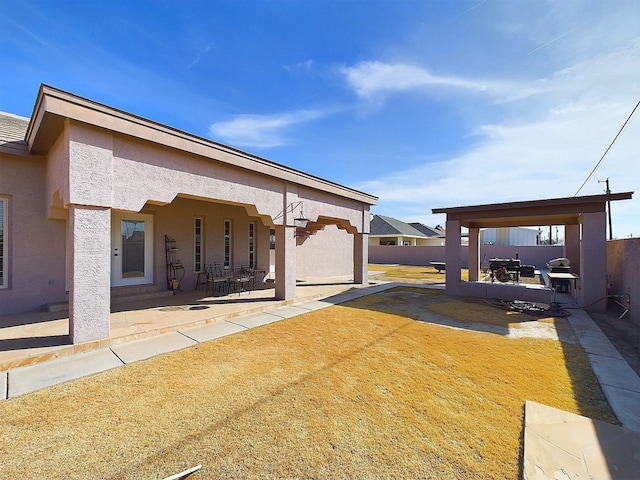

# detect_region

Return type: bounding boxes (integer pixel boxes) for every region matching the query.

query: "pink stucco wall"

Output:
[2,102,373,320]
[150,197,271,291]
[296,224,354,278]
[607,238,640,327]
[369,245,565,269]
[0,154,67,314]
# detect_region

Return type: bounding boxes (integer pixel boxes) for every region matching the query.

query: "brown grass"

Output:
[369,263,468,282]
[0,287,615,479]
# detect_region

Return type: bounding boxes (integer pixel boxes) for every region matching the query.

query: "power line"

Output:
[574,100,640,196]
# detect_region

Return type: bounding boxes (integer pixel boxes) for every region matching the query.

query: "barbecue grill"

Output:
[547,257,571,292]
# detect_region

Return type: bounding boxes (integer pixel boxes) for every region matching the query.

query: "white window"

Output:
[0,198,7,288]
[248,222,255,268]
[224,219,232,268]
[194,217,203,273]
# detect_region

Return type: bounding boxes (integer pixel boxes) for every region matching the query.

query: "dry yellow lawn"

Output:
[369,263,467,282]
[0,286,615,479]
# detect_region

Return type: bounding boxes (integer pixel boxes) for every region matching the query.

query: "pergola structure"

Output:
[432,192,633,311]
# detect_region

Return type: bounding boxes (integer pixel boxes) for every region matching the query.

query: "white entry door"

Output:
[111,212,154,287]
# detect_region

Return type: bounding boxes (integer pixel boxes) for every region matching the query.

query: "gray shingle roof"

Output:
[0,111,29,154]
[370,215,428,237]
[409,222,444,237]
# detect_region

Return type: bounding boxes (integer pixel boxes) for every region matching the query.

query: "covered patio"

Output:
[1,85,377,347]
[432,192,633,311]
[0,276,375,373]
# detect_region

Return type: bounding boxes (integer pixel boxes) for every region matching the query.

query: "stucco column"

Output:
[580,212,607,312]
[468,227,480,282]
[69,205,111,343]
[564,224,581,276]
[353,232,368,284]
[445,219,462,294]
[274,224,296,300]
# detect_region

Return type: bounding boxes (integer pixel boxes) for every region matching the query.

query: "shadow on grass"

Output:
[320,285,622,479]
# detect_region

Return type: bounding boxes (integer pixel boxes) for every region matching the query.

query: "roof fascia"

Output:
[27,84,378,206]
[432,192,633,215]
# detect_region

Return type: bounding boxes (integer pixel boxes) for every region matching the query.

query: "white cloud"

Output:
[358,39,640,237]
[209,108,330,149]
[340,61,489,99]
[284,59,314,72]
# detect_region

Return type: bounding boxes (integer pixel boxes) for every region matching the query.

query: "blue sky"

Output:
[1,0,639,237]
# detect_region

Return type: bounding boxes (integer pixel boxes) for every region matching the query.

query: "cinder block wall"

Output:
[369,245,564,269]
[607,238,639,327]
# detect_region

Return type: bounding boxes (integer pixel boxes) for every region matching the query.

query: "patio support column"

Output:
[69,205,111,343]
[444,219,462,295]
[353,232,368,285]
[274,223,296,301]
[565,224,581,276]
[468,227,480,282]
[580,212,607,312]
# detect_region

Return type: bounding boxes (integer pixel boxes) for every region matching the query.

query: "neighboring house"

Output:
[369,215,444,246]
[480,227,541,246]
[409,222,446,244]
[0,85,377,344]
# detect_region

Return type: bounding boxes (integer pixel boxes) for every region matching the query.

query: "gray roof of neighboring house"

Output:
[409,222,445,237]
[370,215,429,237]
[0,111,29,155]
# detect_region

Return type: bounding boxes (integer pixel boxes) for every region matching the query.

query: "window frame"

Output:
[0,197,7,289]
[224,219,232,268]
[194,216,204,273]
[248,221,255,268]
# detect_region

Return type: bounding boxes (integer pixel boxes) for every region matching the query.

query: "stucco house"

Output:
[0,85,377,344]
[369,215,444,246]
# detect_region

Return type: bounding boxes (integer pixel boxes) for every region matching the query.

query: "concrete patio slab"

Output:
[7,349,123,398]
[110,331,197,365]
[523,401,640,480]
[179,321,247,343]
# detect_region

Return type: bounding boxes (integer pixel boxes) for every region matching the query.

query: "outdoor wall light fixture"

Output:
[292,202,311,237]
[274,201,310,237]
[293,204,308,228]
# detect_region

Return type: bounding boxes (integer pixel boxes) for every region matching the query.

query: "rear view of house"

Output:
[0,85,377,344]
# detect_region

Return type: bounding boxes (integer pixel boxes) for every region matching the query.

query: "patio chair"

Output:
[205,264,229,296]
[240,264,256,291]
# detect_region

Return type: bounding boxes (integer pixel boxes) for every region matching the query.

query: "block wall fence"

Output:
[370,240,638,327]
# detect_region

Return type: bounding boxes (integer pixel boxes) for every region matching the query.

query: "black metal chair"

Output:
[205,264,229,296]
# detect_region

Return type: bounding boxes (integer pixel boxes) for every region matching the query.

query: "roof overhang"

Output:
[432,192,634,229]
[25,84,378,206]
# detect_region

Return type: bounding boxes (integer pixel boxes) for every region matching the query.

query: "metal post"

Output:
[599,178,613,240]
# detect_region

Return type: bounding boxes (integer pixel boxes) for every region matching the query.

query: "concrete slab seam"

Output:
[226,318,261,327]
[109,347,129,365]
[177,331,205,344]
[1,371,7,400]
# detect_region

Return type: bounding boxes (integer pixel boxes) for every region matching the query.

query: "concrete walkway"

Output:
[564,308,640,433]
[1,281,395,400]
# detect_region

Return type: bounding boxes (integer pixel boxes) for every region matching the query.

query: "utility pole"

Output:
[598,178,613,240]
